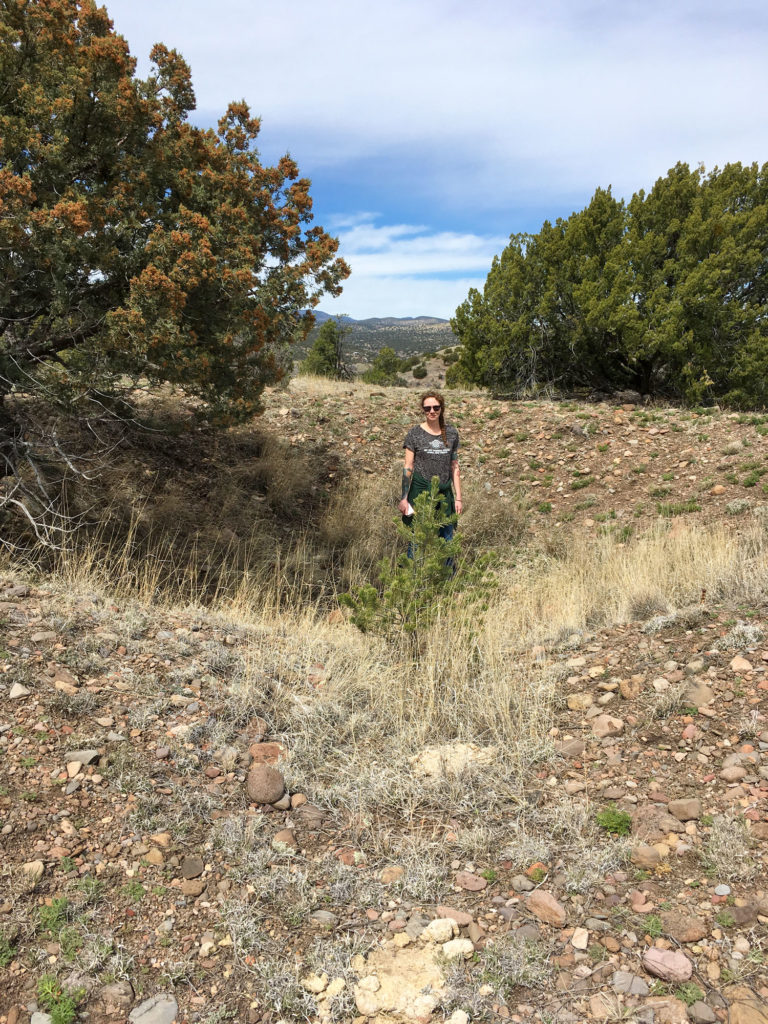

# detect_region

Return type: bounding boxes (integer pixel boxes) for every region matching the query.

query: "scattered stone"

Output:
[455,870,487,892]
[442,937,474,960]
[353,944,445,1019]
[380,865,404,885]
[248,741,287,765]
[688,1002,717,1024]
[181,879,205,897]
[667,797,701,821]
[310,910,338,928]
[591,714,624,738]
[30,1014,53,1024]
[65,748,100,765]
[660,910,707,943]
[571,926,589,950]
[686,680,714,706]
[246,763,285,804]
[410,742,497,777]
[525,890,567,927]
[9,683,30,699]
[714,884,731,897]
[94,981,134,1018]
[436,906,473,926]
[567,692,593,711]
[511,874,535,892]
[127,994,179,1024]
[181,855,204,880]
[611,970,649,996]
[301,972,329,994]
[642,948,693,983]
[724,984,768,1024]
[730,655,753,673]
[556,738,586,757]
[22,860,45,886]
[273,828,299,851]
[422,919,455,944]
[630,844,661,869]
[145,848,164,867]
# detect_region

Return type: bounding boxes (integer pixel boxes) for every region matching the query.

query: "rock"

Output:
[564,779,585,795]
[714,884,731,897]
[630,844,661,869]
[567,692,593,711]
[730,656,753,674]
[642,948,693,982]
[301,972,329,994]
[422,919,455,944]
[436,906,473,926]
[686,680,714,706]
[410,741,497,777]
[556,738,586,757]
[245,763,285,804]
[688,1002,717,1024]
[65,749,100,765]
[248,741,287,765]
[620,677,644,700]
[273,828,299,851]
[644,996,690,1024]
[353,944,445,1019]
[667,798,701,821]
[94,980,134,1018]
[591,714,624,738]
[724,984,768,1024]
[446,1012,470,1024]
[660,911,707,943]
[727,904,758,927]
[22,860,45,886]
[611,970,649,995]
[145,848,164,866]
[30,1014,53,1024]
[128,994,179,1024]
[272,792,291,810]
[380,865,404,885]
[571,927,589,950]
[631,805,685,842]
[711,485,726,495]
[441,937,474,960]
[181,879,205,897]
[181,855,204,879]
[525,890,567,927]
[721,765,747,782]
[455,871,487,891]
[511,874,535,892]
[686,1002,717,1024]
[292,802,326,828]
[9,683,30,699]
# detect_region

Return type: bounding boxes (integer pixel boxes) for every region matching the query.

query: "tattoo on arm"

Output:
[401,467,413,500]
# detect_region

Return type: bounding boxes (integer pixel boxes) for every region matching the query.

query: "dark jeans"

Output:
[406,522,455,566]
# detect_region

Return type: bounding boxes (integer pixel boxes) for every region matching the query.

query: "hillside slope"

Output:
[1,380,767,1024]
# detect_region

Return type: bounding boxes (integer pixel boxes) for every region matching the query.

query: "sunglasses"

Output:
[423,404,441,412]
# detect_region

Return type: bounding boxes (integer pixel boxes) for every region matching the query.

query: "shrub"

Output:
[595,805,632,836]
[412,364,428,379]
[340,478,495,641]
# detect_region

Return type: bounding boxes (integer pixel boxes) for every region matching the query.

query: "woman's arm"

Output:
[451,459,463,515]
[398,448,415,515]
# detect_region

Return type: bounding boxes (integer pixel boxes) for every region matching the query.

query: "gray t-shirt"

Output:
[404,424,460,486]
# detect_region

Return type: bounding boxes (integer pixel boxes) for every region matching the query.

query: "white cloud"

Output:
[317,216,504,317]
[106,0,768,202]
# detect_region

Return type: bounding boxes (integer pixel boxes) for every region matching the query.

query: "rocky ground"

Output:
[1,383,768,1024]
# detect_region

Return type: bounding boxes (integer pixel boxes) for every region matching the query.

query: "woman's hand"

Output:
[398,497,411,515]
[455,498,463,515]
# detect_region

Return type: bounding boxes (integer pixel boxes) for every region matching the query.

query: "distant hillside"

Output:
[298,311,457,362]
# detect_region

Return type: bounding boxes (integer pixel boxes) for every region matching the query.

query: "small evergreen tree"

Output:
[340,478,495,643]
[300,318,351,379]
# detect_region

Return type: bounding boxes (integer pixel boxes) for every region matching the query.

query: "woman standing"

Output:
[398,391,462,540]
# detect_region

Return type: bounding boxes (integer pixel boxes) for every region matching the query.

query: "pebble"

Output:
[9,683,30,699]
[525,890,566,926]
[714,884,731,897]
[181,855,204,879]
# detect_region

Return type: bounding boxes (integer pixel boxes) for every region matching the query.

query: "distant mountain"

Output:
[297,311,457,362]
[309,311,449,327]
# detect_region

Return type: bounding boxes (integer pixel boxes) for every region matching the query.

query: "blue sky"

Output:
[105,0,768,319]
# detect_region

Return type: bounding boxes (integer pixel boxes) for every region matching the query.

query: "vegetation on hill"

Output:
[451,161,768,406]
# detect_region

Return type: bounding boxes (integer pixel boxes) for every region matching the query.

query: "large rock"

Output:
[724,985,768,1024]
[525,890,567,927]
[92,981,134,1019]
[642,948,693,983]
[353,944,445,1019]
[245,763,285,804]
[128,994,178,1024]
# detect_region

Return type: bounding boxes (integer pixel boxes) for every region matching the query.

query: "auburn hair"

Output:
[420,390,447,444]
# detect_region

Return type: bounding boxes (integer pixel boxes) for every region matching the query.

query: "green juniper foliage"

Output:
[340,478,495,638]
